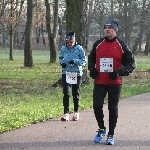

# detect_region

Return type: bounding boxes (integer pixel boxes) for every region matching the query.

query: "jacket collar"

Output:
[105,36,117,42]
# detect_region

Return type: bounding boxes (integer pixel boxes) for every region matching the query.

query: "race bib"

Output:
[66,72,77,84]
[100,58,113,72]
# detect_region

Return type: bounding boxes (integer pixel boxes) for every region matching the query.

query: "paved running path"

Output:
[1,93,150,150]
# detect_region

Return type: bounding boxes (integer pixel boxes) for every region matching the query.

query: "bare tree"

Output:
[80,0,89,51]
[66,0,89,83]
[9,0,14,60]
[66,0,82,43]
[132,0,147,54]
[144,1,150,55]
[45,0,58,63]
[24,0,35,67]
[2,0,24,60]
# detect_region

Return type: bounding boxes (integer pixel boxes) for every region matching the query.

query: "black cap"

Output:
[104,19,118,32]
[66,31,75,41]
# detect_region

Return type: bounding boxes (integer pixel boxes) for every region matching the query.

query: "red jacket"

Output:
[88,36,135,85]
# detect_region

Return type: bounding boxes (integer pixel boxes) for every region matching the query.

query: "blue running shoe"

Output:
[105,135,114,145]
[93,129,107,143]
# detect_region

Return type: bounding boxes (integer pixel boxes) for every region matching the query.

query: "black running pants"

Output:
[93,84,122,135]
[62,74,82,114]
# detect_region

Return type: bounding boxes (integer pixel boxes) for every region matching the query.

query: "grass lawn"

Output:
[0,50,150,133]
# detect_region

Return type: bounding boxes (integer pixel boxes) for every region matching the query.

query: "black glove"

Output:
[118,68,130,76]
[69,60,75,65]
[89,68,99,79]
[61,63,66,68]
[109,71,119,80]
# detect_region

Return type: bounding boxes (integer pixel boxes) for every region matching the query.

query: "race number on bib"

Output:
[66,72,77,84]
[100,58,113,72]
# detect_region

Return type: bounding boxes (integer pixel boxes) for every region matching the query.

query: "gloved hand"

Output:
[69,60,75,65]
[109,71,119,80]
[61,63,66,68]
[89,68,99,79]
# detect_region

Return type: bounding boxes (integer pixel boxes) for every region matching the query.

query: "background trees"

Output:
[0,0,150,66]
[0,0,25,60]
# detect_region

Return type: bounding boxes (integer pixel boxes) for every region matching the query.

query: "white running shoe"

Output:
[61,113,69,121]
[72,112,79,121]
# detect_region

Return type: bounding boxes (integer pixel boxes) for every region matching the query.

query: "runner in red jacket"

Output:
[88,19,136,145]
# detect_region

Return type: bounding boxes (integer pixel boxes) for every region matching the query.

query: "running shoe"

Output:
[72,112,79,121]
[61,113,69,121]
[93,129,107,143]
[106,134,114,145]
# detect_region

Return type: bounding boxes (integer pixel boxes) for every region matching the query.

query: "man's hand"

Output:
[89,68,99,79]
[69,60,75,65]
[109,71,119,80]
[61,63,66,68]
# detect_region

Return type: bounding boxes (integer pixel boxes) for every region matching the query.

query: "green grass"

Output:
[134,56,150,71]
[0,50,150,133]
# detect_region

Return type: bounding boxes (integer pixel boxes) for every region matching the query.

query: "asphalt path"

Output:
[1,92,150,150]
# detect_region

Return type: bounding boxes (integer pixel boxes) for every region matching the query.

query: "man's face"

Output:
[104,25,116,39]
[66,40,75,48]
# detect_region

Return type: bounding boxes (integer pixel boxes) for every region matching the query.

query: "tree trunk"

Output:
[124,0,129,45]
[58,12,66,49]
[144,31,150,56]
[9,0,14,61]
[66,0,89,84]
[110,0,114,18]
[24,0,34,67]
[66,0,82,43]
[50,36,56,63]
[45,0,57,63]
[51,0,58,63]
[132,0,146,54]
[132,29,144,54]
[9,24,13,60]
[80,0,89,51]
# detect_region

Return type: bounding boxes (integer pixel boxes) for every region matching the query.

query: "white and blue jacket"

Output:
[59,44,86,76]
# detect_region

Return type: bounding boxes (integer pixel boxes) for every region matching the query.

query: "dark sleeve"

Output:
[88,39,102,71]
[119,40,136,76]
